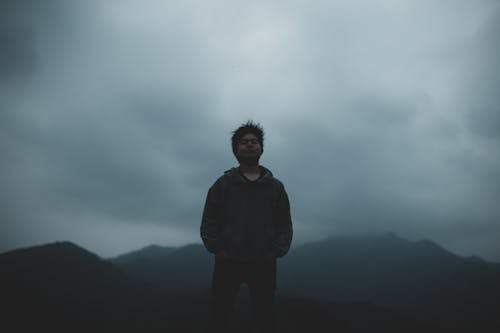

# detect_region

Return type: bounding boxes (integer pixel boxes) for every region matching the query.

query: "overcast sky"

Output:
[1,0,499,261]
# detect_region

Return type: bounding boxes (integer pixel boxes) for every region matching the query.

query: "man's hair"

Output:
[231,120,264,155]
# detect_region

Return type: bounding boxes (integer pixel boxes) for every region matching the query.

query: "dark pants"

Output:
[207,255,277,333]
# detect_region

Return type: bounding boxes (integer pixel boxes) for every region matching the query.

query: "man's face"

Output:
[236,133,262,165]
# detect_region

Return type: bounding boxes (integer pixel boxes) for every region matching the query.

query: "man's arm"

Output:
[270,184,293,258]
[200,185,222,254]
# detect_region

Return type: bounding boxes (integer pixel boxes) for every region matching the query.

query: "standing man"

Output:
[200,121,293,333]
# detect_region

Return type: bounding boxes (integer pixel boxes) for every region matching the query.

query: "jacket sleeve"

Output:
[270,183,293,257]
[200,184,222,254]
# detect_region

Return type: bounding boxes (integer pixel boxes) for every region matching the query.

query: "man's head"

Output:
[231,121,264,166]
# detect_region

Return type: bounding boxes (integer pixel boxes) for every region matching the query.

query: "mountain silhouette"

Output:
[111,244,177,264]
[109,243,213,292]
[0,241,142,332]
[2,234,500,332]
[110,232,500,331]
[1,238,442,332]
[278,233,500,331]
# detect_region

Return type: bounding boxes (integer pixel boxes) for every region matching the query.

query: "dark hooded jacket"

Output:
[200,166,293,261]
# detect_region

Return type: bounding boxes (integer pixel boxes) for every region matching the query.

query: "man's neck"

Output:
[238,163,261,181]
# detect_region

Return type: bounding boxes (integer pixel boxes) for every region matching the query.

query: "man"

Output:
[200,121,293,333]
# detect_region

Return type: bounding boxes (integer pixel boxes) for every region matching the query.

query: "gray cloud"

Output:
[461,10,500,139]
[1,0,499,260]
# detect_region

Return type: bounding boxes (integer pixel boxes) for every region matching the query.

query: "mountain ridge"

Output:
[0,238,439,332]
[2,234,499,331]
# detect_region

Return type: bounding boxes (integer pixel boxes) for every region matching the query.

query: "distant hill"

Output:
[0,241,142,332]
[110,233,500,331]
[278,233,500,331]
[0,240,436,332]
[109,243,213,291]
[111,244,177,264]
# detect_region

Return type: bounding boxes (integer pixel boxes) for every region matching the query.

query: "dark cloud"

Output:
[0,1,38,81]
[461,9,500,139]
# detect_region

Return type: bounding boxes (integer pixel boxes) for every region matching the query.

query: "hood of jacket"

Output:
[223,165,274,184]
